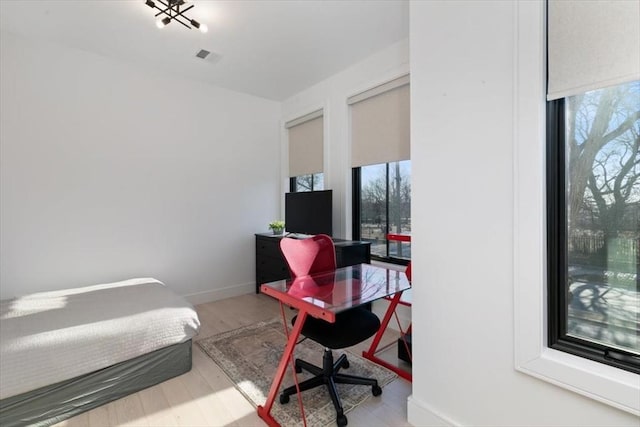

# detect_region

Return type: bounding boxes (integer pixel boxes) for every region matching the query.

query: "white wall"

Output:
[408,2,637,426]
[0,32,281,301]
[281,38,409,239]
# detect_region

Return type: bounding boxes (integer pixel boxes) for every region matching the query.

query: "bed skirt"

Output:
[0,339,193,427]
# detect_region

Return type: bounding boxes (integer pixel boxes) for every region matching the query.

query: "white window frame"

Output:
[513,0,639,415]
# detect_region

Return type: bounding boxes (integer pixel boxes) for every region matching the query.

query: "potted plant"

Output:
[268,220,285,235]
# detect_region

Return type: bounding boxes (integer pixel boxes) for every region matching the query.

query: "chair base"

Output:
[279,348,382,427]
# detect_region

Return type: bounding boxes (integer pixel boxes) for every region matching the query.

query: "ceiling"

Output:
[0,0,409,101]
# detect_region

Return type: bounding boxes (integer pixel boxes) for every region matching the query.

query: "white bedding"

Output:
[0,278,200,400]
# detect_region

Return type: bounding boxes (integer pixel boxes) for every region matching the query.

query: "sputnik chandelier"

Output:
[145,0,208,33]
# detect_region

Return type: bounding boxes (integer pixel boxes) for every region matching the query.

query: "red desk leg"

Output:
[362,291,412,382]
[257,310,308,427]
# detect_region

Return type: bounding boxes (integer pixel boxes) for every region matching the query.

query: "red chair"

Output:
[279,233,337,277]
[279,234,382,427]
[386,233,411,281]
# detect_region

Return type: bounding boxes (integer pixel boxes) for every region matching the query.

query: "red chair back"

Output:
[280,234,337,278]
[387,233,412,282]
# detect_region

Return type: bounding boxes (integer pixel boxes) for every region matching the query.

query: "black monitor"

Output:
[285,190,332,236]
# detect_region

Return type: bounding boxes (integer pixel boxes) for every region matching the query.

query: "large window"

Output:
[290,173,323,192]
[287,110,323,191]
[348,75,410,264]
[514,1,637,412]
[353,160,411,263]
[547,80,639,373]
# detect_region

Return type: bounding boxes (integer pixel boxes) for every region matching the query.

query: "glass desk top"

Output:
[260,264,411,322]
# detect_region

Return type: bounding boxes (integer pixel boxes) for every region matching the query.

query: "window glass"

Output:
[361,163,387,257]
[312,173,324,191]
[293,173,323,192]
[564,81,639,356]
[389,161,411,259]
[359,161,411,260]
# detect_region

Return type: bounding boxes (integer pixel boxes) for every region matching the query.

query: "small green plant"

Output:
[268,220,285,234]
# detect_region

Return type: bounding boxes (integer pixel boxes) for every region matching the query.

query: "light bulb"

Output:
[199,23,208,33]
[156,17,170,29]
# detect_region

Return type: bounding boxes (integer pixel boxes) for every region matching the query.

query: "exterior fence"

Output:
[569,233,639,273]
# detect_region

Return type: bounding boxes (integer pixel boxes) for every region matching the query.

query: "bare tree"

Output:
[585,128,639,235]
[361,162,411,257]
[568,82,640,235]
[294,173,323,192]
[361,173,386,230]
[295,175,313,192]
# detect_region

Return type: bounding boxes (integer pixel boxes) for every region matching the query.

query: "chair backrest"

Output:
[387,233,412,282]
[280,234,337,278]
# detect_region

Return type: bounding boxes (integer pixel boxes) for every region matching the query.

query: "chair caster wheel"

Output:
[294,362,303,373]
[372,385,382,396]
[279,394,290,404]
[337,414,348,426]
[341,359,350,369]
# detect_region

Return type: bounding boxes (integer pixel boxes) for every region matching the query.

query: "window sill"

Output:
[516,347,639,414]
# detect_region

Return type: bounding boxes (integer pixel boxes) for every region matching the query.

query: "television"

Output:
[285,190,333,236]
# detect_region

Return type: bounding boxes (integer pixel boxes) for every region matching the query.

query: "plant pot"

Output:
[272,229,284,235]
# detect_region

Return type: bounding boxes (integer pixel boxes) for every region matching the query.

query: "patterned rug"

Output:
[197,317,396,427]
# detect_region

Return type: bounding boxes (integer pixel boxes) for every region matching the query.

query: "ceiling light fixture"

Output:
[145,0,208,33]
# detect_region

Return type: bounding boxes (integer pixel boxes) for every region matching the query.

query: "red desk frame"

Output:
[258,264,411,427]
[362,233,412,382]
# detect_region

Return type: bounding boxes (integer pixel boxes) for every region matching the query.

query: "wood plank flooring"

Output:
[54,293,412,427]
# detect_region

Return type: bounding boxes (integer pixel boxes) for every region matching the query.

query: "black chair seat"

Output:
[292,307,380,349]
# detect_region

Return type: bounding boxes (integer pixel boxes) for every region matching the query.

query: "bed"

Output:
[0,278,200,427]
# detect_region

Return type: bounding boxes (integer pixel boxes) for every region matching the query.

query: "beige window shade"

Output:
[350,78,410,168]
[287,112,323,177]
[547,0,640,100]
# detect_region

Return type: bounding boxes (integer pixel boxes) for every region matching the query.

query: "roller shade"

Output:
[349,76,410,167]
[547,0,640,100]
[286,111,323,177]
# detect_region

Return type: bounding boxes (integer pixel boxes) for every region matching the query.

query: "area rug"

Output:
[197,317,396,427]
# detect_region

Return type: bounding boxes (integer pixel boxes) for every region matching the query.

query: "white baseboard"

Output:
[407,395,458,427]
[183,282,255,306]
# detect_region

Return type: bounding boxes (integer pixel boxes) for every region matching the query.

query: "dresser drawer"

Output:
[255,236,282,257]
[256,255,289,277]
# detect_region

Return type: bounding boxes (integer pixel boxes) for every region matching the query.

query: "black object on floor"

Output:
[397,333,412,364]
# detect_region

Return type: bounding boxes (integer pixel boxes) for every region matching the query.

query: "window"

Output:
[289,173,323,192]
[547,80,640,373]
[348,75,410,264]
[353,160,411,263]
[515,1,637,413]
[286,110,323,189]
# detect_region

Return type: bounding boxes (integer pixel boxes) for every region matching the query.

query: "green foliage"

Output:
[268,220,285,231]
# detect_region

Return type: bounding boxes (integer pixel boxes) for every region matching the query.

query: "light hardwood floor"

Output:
[55,293,412,427]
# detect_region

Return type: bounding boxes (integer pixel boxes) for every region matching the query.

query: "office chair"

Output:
[278,234,382,427]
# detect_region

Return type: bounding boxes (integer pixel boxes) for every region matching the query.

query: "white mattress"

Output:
[0,278,200,400]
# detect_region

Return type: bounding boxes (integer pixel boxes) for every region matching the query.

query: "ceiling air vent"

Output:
[195,49,211,59]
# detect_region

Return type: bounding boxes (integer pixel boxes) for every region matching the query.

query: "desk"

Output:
[258,264,411,427]
[255,233,371,293]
